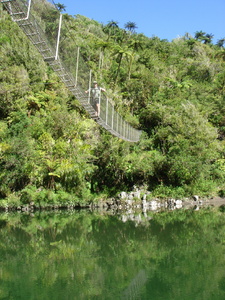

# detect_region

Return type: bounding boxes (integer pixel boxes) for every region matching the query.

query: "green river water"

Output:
[0,206,225,300]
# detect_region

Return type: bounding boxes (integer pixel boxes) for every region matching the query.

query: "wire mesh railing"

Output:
[1,0,142,142]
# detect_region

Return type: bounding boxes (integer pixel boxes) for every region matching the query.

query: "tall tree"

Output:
[104,20,119,41]
[111,44,132,85]
[204,33,214,44]
[195,30,206,42]
[216,38,225,48]
[124,21,137,34]
[54,2,66,12]
[127,36,144,80]
[195,31,213,44]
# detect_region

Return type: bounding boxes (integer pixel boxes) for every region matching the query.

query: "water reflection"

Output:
[0,207,225,300]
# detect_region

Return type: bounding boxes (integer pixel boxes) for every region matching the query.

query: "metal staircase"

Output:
[1,0,142,142]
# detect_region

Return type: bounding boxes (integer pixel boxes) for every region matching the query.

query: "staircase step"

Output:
[44,57,56,62]
[19,22,33,26]
[11,12,24,15]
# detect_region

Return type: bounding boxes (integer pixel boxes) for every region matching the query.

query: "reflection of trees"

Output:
[143,209,225,300]
[0,209,225,299]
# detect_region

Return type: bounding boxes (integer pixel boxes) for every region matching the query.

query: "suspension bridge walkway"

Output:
[1,0,142,142]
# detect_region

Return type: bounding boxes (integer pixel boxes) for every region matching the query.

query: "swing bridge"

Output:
[1,0,142,142]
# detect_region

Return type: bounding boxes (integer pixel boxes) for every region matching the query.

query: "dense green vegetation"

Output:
[1,0,225,206]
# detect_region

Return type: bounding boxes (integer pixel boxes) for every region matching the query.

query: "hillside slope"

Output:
[1,1,225,207]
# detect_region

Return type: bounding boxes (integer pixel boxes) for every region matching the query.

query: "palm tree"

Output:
[54,2,66,12]
[111,44,132,86]
[216,38,225,48]
[95,40,113,69]
[203,33,214,44]
[104,20,119,41]
[195,31,214,44]
[107,20,119,30]
[127,36,144,80]
[195,31,206,42]
[128,36,144,52]
[125,21,137,34]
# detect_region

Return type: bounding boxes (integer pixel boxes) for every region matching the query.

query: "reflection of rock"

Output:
[121,215,128,223]
[126,199,133,206]
[149,200,159,210]
[175,200,182,206]
[175,204,182,209]
[175,200,183,209]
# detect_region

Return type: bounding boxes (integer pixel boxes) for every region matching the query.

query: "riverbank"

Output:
[94,194,225,212]
[1,192,225,213]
